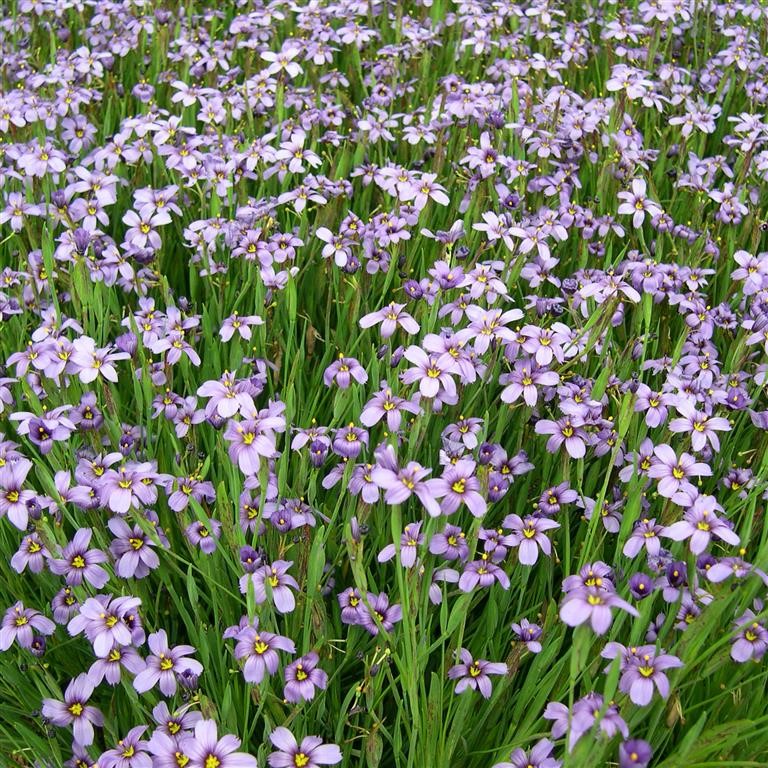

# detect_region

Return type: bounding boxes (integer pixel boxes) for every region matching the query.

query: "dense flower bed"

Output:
[1,1,768,766]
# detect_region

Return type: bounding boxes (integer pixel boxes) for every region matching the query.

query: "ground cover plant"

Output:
[0,0,768,766]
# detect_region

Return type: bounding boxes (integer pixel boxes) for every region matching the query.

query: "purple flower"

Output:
[447,648,507,698]
[535,416,588,459]
[401,346,458,404]
[731,603,768,662]
[617,179,662,228]
[511,619,543,653]
[493,738,561,768]
[559,586,639,635]
[42,673,104,746]
[134,629,203,696]
[500,359,559,407]
[108,517,160,579]
[628,573,654,600]
[332,424,368,459]
[245,560,300,614]
[432,459,486,517]
[323,355,368,389]
[220,314,264,342]
[360,382,420,431]
[283,652,329,703]
[359,302,420,338]
[0,601,55,651]
[544,692,628,752]
[68,595,141,657]
[371,444,441,517]
[359,592,402,636]
[459,558,510,592]
[619,650,683,705]
[378,522,423,568]
[0,458,35,529]
[88,644,145,686]
[647,444,712,502]
[662,493,740,554]
[100,726,151,768]
[429,524,469,562]
[184,519,222,555]
[224,419,277,475]
[186,719,257,768]
[11,533,49,574]
[504,514,560,565]
[267,727,342,768]
[234,623,295,684]
[623,518,664,558]
[167,476,216,512]
[668,399,731,452]
[49,528,110,588]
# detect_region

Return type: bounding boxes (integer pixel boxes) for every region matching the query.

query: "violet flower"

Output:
[662,493,740,553]
[0,601,55,651]
[185,719,257,768]
[283,652,329,703]
[447,648,507,698]
[133,629,203,696]
[42,673,104,746]
[267,727,341,768]
[359,302,420,338]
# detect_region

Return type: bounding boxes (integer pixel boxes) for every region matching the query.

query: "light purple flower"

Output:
[447,648,507,698]
[661,494,740,554]
[283,652,329,703]
[268,727,341,768]
[0,601,55,651]
[186,719,257,768]
[42,673,104,746]
[504,514,560,565]
[323,356,368,389]
[359,302,420,338]
[431,459,486,517]
[133,629,203,696]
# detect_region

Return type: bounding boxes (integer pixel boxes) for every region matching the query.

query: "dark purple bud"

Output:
[403,280,422,299]
[240,546,262,573]
[376,344,389,360]
[51,190,68,209]
[30,635,47,657]
[177,669,199,692]
[343,255,361,274]
[629,572,653,600]
[309,439,328,468]
[477,442,497,465]
[73,228,91,255]
[27,498,42,522]
[207,413,225,430]
[666,561,687,588]
[350,515,362,543]
[390,346,405,366]
[487,110,505,129]
[455,244,470,260]
[115,331,138,356]
[619,739,653,768]
[119,434,135,456]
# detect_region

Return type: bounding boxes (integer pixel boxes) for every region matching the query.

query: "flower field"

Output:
[1,1,768,767]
